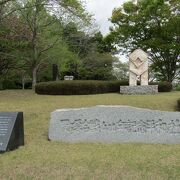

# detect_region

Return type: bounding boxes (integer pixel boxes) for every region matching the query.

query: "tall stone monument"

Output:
[120,49,158,94]
[52,64,59,81]
[129,49,148,86]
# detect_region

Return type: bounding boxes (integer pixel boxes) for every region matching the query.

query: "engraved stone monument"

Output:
[0,112,24,153]
[120,49,158,94]
[49,106,180,144]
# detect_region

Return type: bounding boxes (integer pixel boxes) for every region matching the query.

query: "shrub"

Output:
[150,81,172,92]
[178,99,180,111]
[35,80,173,95]
[35,80,128,95]
[0,78,32,90]
[0,80,4,90]
[175,84,180,91]
[158,82,172,92]
[2,80,22,89]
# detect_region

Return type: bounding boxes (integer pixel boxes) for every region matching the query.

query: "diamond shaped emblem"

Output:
[133,57,144,68]
[129,49,148,68]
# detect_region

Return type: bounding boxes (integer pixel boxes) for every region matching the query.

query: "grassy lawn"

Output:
[0,90,180,180]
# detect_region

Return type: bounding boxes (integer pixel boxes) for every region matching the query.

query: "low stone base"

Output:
[120,85,158,95]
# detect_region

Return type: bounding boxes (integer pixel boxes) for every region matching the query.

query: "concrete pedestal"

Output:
[120,85,158,95]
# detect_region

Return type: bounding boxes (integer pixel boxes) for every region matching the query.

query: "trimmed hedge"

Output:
[178,99,180,111]
[150,81,172,92]
[35,80,128,95]
[35,80,173,95]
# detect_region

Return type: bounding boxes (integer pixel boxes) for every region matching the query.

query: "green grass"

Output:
[0,90,180,180]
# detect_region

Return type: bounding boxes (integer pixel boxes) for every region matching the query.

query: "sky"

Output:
[85,0,126,35]
[85,0,127,61]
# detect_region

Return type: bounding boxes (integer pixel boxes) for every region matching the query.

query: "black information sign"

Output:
[0,112,24,153]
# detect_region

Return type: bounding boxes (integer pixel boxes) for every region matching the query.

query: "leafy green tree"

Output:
[109,0,180,82]
[79,52,116,80]
[0,4,14,76]
[1,0,116,84]
[91,32,116,53]
[0,10,30,79]
[14,0,89,89]
[113,61,128,80]
[63,22,95,58]
[62,24,117,80]
[0,0,14,6]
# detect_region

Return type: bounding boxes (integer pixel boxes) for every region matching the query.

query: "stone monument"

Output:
[64,76,74,81]
[120,49,158,94]
[48,106,180,144]
[52,64,59,81]
[0,112,24,153]
[129,49,148,86]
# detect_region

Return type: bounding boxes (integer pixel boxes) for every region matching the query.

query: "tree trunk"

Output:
[32,68,37,90]
[22,76,25,90]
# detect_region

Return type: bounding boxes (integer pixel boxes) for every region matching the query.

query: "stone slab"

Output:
[64,76,74,80]
[49,106,180,144]
[120,85,158,94]
[0,112,24,153]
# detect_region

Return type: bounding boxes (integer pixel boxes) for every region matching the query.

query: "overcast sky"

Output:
[85,0,126,35]
[85,0,127,61]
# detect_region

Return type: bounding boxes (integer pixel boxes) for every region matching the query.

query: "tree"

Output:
[113,61,128,80]
[0,2,15,76]
[0,0,14,6]
[79,52,116,80]
[63,22,93,58]
[108,0,180,82]
[91,32,116,53]
[14,0,89,89]
[0,10,30,78]
[62,23,108,79]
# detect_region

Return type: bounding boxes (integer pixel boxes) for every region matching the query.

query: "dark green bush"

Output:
[158,82,172,92]
[0,78,32,90]
[178,99,180,111]
[2,80,22,89]
[150,81,172,92]
[35,80,128,95]
[0,80,4,90]
[175,84,180,91]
